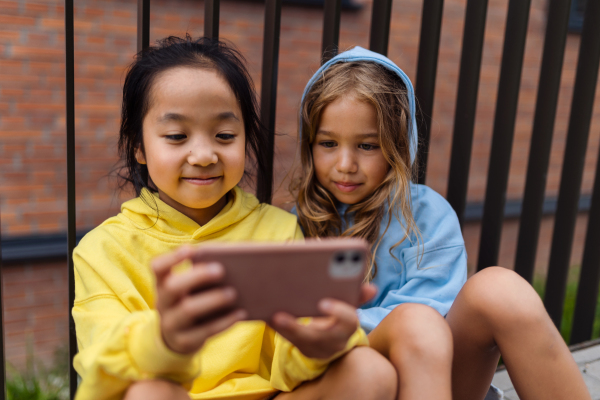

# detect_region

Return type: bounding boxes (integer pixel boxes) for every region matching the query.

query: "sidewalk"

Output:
[492,341,600,399]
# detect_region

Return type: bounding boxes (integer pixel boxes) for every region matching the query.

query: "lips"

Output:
[182,176,222,186]
[334,181,362,192]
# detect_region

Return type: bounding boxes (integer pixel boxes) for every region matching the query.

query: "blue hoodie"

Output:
[298,46,468,333]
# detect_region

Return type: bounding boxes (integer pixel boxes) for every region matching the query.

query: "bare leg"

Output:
[368,303,453,400]
[124,379,190,400]
[447,266,591,400]
[274,346,397,400]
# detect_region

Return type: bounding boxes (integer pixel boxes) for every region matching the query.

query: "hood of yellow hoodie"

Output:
[118,186,259,240]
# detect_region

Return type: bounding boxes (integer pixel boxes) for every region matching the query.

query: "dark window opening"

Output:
[569,0,587,33]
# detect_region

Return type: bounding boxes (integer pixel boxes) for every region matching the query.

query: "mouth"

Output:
[334,181,362,193]
[181,176,222,186]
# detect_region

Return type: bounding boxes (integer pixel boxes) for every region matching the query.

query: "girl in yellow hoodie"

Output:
[72,36,397,400]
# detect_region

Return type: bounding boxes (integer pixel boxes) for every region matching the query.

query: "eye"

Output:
[359,143,379,151]
[216,132,236,141]
[165,133,187,141]
[319,141,337,148]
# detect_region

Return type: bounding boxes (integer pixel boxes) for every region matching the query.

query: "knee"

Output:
[460,266,547,328]
[336,346,397,400]
[386,304,453,366]
[124,380,190,400]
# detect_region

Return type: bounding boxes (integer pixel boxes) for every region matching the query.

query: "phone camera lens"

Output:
[336,253,345,263]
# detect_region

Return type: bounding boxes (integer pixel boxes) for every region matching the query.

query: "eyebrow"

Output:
[316,130,379,139]
[158,111,240,123]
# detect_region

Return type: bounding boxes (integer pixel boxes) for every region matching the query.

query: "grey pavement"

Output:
[491,343,600,399]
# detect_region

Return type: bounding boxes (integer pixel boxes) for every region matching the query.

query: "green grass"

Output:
[532,266,600,344]
[6,345,68,400]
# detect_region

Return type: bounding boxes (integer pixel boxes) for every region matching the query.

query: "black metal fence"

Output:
[0,0,599,397]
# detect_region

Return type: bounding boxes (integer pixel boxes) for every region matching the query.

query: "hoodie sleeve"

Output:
[357,185,468,333]
[72,238,202,400]
[267,322,369,392]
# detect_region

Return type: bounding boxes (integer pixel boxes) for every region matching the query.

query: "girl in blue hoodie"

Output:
[294,47,590,400]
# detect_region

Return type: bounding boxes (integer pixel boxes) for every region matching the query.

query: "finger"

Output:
[359,283,377,304]
[172,309,247,354]
[165,286,238,331]
[152,245,195,282]
[270,312,321,345]
[318,299,359,332]
[158,263,225,309]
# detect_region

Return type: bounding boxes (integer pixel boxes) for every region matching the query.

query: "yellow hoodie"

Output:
[72,187,367,400]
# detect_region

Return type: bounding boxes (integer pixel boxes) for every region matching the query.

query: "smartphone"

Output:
[190,238,368,321]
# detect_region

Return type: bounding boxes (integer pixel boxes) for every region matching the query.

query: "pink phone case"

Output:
[190,238,368,321]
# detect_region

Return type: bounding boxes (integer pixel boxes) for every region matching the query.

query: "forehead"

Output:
[148,66,240,116]
[317,94,378,135]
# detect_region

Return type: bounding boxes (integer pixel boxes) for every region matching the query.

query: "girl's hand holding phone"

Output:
[152,246,248,354]
[269,284,376,359]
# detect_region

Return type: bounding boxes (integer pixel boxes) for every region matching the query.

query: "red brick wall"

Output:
[1,0,600,367]
[2,261,69,368]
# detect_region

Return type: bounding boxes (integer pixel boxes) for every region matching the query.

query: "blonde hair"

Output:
[293,61,420,281]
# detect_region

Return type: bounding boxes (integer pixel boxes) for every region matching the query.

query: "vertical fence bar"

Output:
[369,0,392,56]
[415,0,444,184]
[572,138,600,343]
[445,0,488,224]
[204,0,220,39]
[544,0,600,328]
[259,0,282,204]
[513,0,573,283]
[0,207,6,400]
[476,0,531,271]
[321,0,342,63]
[137,0,150,52]
[65,0,78,397]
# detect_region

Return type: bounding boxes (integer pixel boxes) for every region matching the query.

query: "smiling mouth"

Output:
[334,181,362,193]
[182,176,222,186]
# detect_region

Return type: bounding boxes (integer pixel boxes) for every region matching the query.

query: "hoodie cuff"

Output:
[128,310,202,384]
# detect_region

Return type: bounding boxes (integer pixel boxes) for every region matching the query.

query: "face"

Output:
[136,67,245,225]
[312,94,390,205]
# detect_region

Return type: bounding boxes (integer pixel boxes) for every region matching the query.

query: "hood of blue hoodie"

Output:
[301,46,419,165]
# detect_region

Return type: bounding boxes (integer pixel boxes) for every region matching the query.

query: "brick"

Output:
[0,30,19,41]
[25,3,49,13]
[112,9,132,19]
[40,18,93,31]
[11,46,64,61]
[98,23,136,35]
[17,103,64,112]
[0,130,43,138]
[0,14,35,26]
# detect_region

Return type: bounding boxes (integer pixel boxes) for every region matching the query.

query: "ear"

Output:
[135,147,147,165]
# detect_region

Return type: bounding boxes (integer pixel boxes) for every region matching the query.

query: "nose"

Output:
[335,148,358,174]
[187,143,218,167]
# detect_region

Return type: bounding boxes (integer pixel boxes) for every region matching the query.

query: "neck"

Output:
[157,190,229,226]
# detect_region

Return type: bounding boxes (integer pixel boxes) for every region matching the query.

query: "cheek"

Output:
[311,147,330,180]
[226,141,247,180]
[368,157,391,184]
